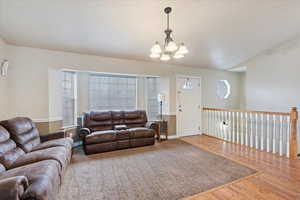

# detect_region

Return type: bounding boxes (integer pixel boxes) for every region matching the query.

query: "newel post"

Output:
[290,107,298,159]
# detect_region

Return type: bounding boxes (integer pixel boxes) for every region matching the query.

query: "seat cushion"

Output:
[32,137,73,152]
[129,128,155,139]
[116,130,130,140]
[0,125,26,169]
[10,146,69,171]
[0,160,61,200]
[85,130,117,145]
[0,118,41,153]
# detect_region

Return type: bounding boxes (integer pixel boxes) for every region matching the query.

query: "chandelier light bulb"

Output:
[165,41,178,52]
[150,42,162,54]
[150,53,160,58]
[177,43,189,54]
[160,54,171,61]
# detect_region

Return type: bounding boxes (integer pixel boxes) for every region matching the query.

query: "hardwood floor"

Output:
[182,135,300,200]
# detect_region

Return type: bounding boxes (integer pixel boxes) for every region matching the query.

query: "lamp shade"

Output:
[177,43,188,54]
[173,53,184,59]
[157,93,166,102]
[165,41,178,52]
[151,42,162,54]
[150,53,160,58]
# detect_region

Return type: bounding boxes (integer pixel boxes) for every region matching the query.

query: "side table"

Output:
[152,120,168,141]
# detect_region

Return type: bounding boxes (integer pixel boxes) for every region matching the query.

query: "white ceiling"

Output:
[1,0,300,69]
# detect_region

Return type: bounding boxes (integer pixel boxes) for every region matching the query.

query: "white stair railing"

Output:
[202,107,298,159]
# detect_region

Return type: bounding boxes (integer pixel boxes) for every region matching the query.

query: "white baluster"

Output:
[267,115,270,152]
[286,116,290,158]
[217,111,220,138]
[250,113,253,147]
[255,113,258,149]
[260,114,264,150]
[279,115,283,156]
[224,112,230,141]
[232,112,235,143]
[229,112,232,142]
[220,111,223,139]
[245,112,248,146]
[237,112,240,144]
[273,115,276,154]
[214,111,217,137]
[241,112,244,145]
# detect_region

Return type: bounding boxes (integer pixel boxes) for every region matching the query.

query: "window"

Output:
[146,77,160,120]
[217,80,231,100]
[89,74,137,110]
[62,71,77,127]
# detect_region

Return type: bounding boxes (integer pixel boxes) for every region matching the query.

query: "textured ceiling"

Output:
[1,0,300,69]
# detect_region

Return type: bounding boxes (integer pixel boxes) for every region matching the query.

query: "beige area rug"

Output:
[58,140,257,200]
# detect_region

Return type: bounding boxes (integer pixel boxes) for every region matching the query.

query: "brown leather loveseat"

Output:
[0,117,73,200]
[80,110,157,155]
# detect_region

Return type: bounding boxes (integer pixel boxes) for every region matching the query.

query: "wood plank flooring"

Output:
[182,135,300,200]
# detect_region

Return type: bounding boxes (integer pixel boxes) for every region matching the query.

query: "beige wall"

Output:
[0,38,8,120]
[5,45,242,122]
[240,35,300,153]
[241,35,300,112]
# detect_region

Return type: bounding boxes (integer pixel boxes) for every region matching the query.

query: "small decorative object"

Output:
[157,93,166,120]
[0,59,9,77]
[150,7,189,61]
[217,80,231,99]
[183,78,193,89]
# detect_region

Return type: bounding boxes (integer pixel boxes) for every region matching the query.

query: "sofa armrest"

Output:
[79,128,91,138]
[0,176,29,200]
[40,130,65,142]
[146,122,158,130]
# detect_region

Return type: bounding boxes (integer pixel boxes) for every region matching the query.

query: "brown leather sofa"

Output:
[80,110,157,155]
[0,117,73,200]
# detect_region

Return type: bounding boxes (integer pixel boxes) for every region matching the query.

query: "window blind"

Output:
[62,71,76,127]
[88,74,137,110]
[146,77,160,120]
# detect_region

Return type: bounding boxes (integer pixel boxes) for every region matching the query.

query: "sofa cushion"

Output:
[1,118,41,153]
[31,137,73,152]
[90,111,111,121]
[124,111,147,125]
[85,130,117,145]
[116,130,130,140]
[129,128,155,139]
[10,146,69,171]
[0,125,26,169]
[112,111,125,125]
[124,111,140,119]
[0,160,61,200]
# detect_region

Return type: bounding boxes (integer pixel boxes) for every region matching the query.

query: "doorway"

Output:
[176,76,202,137]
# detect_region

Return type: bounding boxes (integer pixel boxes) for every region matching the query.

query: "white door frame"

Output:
[176,75,203,137]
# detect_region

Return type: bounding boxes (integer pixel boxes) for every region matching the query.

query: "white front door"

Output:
[177,77,202,137]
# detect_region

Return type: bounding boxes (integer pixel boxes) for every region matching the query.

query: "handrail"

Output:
[203,107,290,116]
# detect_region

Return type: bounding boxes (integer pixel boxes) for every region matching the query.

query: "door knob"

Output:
[179,109,182,112]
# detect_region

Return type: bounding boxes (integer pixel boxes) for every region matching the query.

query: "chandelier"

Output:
[150,7,188,61]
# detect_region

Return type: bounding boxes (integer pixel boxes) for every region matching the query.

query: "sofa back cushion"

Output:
[0,125,25,169]
[0,118,41,153]
[84,111,113,132]
[123,110,147,128]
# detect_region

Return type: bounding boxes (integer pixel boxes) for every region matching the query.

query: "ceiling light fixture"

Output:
[150,7,188,61]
